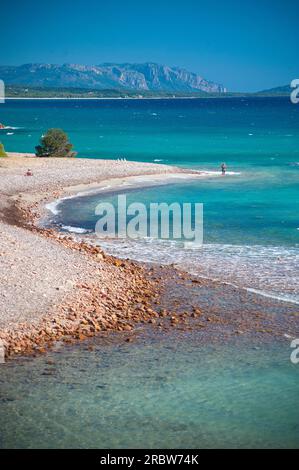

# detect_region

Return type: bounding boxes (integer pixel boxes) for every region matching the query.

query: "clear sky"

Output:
[1,0,298,92]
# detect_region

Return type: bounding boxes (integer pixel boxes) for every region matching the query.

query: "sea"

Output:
[0,97,298,448]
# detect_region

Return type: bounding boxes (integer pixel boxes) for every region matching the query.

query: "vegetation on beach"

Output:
[0,142,7,157]
[35,128,77,158]
[5,85,291,99]
[6,85,212,99]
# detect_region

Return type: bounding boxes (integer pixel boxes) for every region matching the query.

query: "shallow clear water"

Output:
[0,333,298,449]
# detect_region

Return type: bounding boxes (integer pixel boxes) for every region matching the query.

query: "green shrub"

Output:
[35,128,77,158]
[0,142,7,157]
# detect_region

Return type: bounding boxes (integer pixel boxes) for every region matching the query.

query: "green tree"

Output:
[0,142,7,157]
[35,128,77,158]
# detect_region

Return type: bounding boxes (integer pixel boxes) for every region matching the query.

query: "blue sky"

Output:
[1,0,298,92]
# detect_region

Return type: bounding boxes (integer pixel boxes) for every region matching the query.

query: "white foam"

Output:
[45,169,239,221]
[46,200,61,215]
[61,225,90,234]
[246,288,299,305]
[94,238,299,305]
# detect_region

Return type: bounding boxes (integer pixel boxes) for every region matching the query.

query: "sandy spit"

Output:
[0,155,213,358]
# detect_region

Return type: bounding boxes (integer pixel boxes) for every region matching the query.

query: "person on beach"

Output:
[25,169,33,176]
[221,163,227,175]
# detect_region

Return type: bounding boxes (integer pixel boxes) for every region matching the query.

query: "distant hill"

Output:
[258,84,291,95]
[5,85,214,99]
[0,63,226,94]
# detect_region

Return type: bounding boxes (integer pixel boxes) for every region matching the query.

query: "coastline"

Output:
[4,97,200,100]
[4,95,289,100]
[42,170,222,220]
[0,154,220,358]
[0,155,298,359]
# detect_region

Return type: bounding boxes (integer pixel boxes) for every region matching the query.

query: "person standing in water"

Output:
[221,163,227,175]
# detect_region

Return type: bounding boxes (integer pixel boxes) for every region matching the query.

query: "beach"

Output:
[0,154,219,357]
[1,0,298,449]
[0,97,298,448]
[1,153,298,448]
[1,154,298,359]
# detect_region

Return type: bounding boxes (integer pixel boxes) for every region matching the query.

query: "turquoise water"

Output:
[52,172,299,303]
[1,333,299,449]
[10,96,295,301]
[1,98,299,448]
[41,97,298,301]
[1,97,299,168]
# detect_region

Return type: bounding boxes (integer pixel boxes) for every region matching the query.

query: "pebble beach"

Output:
[0,154,298,359]
[0,155,218,357]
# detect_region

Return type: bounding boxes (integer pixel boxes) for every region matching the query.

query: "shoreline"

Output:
[0,155,298,359]
[4,95,289,101]
[42,170,222,219]
[0,155,222,358]
[4,96,201,100]
[40,173,299,309]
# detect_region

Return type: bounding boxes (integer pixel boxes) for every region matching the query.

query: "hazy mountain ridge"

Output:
[258,84,291,94]
[0,63,226,93]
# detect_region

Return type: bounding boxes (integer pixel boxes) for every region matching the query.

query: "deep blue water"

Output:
[1,97,299,168]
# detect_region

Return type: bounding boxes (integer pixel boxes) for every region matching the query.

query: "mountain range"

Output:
[0,63,226,93]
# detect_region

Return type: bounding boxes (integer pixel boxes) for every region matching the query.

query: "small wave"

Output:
[2,126,22,130]
[246,288,299,305]
[45,185,115,217]
[6,132,14,135]
[93,239,299,305]
[154,159,163,162]
[224,171,241,175]
[199,170,240,176]
[46,200,61,215]
[61,225,90,234]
